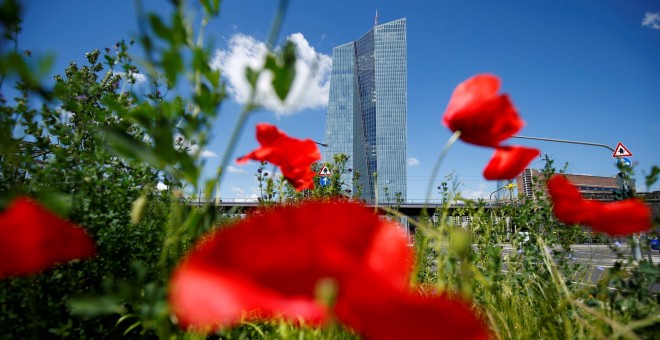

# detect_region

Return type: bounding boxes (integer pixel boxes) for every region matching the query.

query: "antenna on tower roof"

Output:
[374,9,378,26]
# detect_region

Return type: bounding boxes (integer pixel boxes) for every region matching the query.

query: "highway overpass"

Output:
[183,191,660,220]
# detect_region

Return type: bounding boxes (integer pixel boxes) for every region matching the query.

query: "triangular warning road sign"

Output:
[318,165,332,176]
[612,142,633,158]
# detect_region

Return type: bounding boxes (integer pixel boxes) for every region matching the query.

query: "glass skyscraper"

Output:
[324,18,407,203]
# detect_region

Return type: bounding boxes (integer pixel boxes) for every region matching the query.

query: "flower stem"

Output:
[266,0,290,49]
[425,130,461,205]
[191,16,208,118]
[215,0,289,196]
[216,102,256,190]
[373,171,379,213]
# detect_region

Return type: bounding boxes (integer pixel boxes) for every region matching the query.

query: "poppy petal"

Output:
[0,197,96,279]
[444,74,500,117]
[364,221,414,290]
[585,199,651,236]
[443,74,524,147]
[335,270,489,340]
[483,146,540,180]
[547,175,593,225]
[236,124,321,191]
[170,263,326,330]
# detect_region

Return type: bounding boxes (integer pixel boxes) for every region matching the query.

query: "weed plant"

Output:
[0,0,658,338]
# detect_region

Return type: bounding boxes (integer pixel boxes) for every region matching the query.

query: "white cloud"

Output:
[230,187,259,202]
[460,184,490,200]
[129,72,147,83]
[200,150,218,158]
[211,33,332,115]
[58,108,74,122]
[184,142,218,158]
[460,189,490,200]
[174,134,217,158]
[156,182,169,191]
[227,165,246,174]
[642,12,660,29]
[407,157,420,166]
[231,197,259,202]
[112,71,147,84]
[231,186,246,196]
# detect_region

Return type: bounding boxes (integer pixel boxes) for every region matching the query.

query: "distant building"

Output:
[516,169,539,198]
[323,17,407,203]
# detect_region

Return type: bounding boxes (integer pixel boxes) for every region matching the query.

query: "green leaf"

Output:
[34,191,73,217]
[178,152,200,185]
[200,0,221,16]
[132,107,157,129]
[148,14,171,41]
[115,314,137,328]
[194,83,222,115]
[162,48,183,87]
[644,165,659,189]
[171,11,190,45]
[264,41,297,101]
[245,66,259,90]
[123,321,142,336]
[205,67,221,88]
[68,295,126,316]
[151,123,177,163]
[192,47,210,73]
[101,126,165,168]
[204,178,217,199]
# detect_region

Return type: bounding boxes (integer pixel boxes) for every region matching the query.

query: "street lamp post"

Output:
[489,183,517,240]
[511,135,615,153]
[489,183,516,205]
[489,187,504,204]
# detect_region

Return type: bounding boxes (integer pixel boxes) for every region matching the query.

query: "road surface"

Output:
[497,243,660,288]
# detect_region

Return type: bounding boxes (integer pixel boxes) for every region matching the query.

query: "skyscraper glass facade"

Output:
[324,18,407,202]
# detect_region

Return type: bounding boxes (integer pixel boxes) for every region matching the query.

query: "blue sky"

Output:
[16,0,660,201]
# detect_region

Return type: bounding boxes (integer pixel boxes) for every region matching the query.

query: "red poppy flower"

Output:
[443,74,524,147]
[169,200,414,330]
[236,124,321,191]
[547,175,651,236]
[0,197,96,279]
[483,146,540,180]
